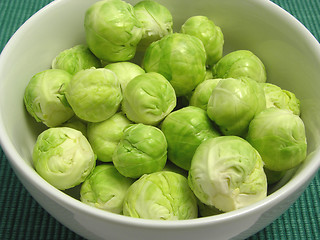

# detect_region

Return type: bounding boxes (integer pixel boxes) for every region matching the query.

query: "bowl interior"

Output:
[0,0,320,227]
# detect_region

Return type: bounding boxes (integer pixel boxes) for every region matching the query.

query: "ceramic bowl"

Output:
[0,0,319,239]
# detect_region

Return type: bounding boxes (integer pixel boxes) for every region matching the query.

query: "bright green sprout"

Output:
[212,50,267,83]
[246,108,307,171]
[134,0,173,49]
[87,112,132,162]
[65,68,122,122]
[24,69,74,127]
[123,171,198,220]
[161,106,220,170]
[113,123,167,178]
[52,44,101,75]
[84,0,143,62]
[143,33,207,97]
[122,72,176,125]
[181,15,224,66]
[80,164,134,214]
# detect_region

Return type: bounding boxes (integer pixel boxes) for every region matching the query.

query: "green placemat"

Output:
[0,0,319,239]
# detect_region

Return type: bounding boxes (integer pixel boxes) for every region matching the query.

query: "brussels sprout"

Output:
[65,68,122,122]
[207,77,266,136]
[189,78,221,110]
[262,83,300,115]
[123,171,198,220]
[24,69,74,127]
[122,72,176,125]
[143,33,207,97]
[52,44,101,75]
[104,62,145,91]
[264,168,286,185]
[80,164,134,214]
[61,116,88,138]
[87,112,131,162]
[32,127,96,190]
[246,108,307,171]
[134,0,173,49]
[84,0,143,62]
[161,106,220,170]
[188,136,267,212]
[113,123,167,178]
[181,16,224,66]
[212,50,267,83]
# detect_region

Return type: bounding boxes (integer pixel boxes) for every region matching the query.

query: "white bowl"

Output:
[0,0,319,239]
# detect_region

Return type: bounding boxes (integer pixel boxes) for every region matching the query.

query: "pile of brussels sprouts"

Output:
[24,0,307,220]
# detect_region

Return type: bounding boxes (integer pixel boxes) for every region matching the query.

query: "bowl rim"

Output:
[0,0,320,230]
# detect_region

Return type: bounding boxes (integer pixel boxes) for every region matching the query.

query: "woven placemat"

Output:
[0,0,319,239]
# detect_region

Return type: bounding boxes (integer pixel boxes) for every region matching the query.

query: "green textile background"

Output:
[0,0,319,239]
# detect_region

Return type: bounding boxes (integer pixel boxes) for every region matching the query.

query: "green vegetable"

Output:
[246,108,307,171]
[181,15,224,66]
[87,112,132,162]
[161,106,220,170]
[189,78,221,110]
[104,62,145,91]
[262,83,300,115]
[24,69,74,127]
[212,50,267,83]
[52,44,101,75]
[84,0,143,62]
[143,33,207,96]
[134,0,173,49]
[32,127,96,190]
[188,136,267,212]
[122,72,176,125]
[207,77,266,136]
[113,123,167,178]
[65,68,122,122]
[80,164,134,214]
[123,171,198,220]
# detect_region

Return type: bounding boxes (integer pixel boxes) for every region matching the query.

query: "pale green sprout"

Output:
[207,77,266,136]
[189,78,221,110]
[80,164,134,214]
[65,68,122,122]
[188,136,267,212]
[134,0,173,49]
[123,171,198,220]
[143,33,207,96]
[212,50,267,83]
[24,69,74,127]
[122,72,176,125]
[161,106,220,170]
[246,108,307,171]
[262,83,300,115]
[181,15,224,66]
[104,62,145,91]
[33,127,96,190]
[84,0,143,62]
[52,44,101,75]
[87,112,131,162]
[113,123,167,178]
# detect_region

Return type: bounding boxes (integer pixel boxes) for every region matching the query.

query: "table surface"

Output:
[0,0,319,239]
